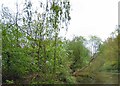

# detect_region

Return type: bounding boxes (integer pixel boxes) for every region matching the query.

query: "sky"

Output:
[0,0,119,41]
[66,0,119,41]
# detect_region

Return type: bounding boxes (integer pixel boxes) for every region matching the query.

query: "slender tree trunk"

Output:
[38,39,41,70]
[15,2,19,47]
[53,32,57,74]
[43,43,47,79]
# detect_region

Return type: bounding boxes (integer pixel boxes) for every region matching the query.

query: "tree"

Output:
[1,3,36,82]
[88,36,102,56]
[1,0,74,84]
[67,36,90,72]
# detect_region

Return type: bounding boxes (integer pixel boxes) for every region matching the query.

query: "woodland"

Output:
[0,0,120,85]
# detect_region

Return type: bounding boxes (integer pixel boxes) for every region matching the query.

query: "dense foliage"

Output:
[67,36,90,72]
[1,0,76,84]
[0,0,119,85]
[98,32,119,72]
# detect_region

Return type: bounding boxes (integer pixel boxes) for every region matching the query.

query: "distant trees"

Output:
[88,36,102,56]
[67,36,90,72]
[86,29,119,73]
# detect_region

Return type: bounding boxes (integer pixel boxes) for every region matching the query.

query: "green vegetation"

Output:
[0,0,119,85]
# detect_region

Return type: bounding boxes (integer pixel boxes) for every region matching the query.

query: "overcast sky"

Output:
[0,0,119,41]
[66,0,119,41]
